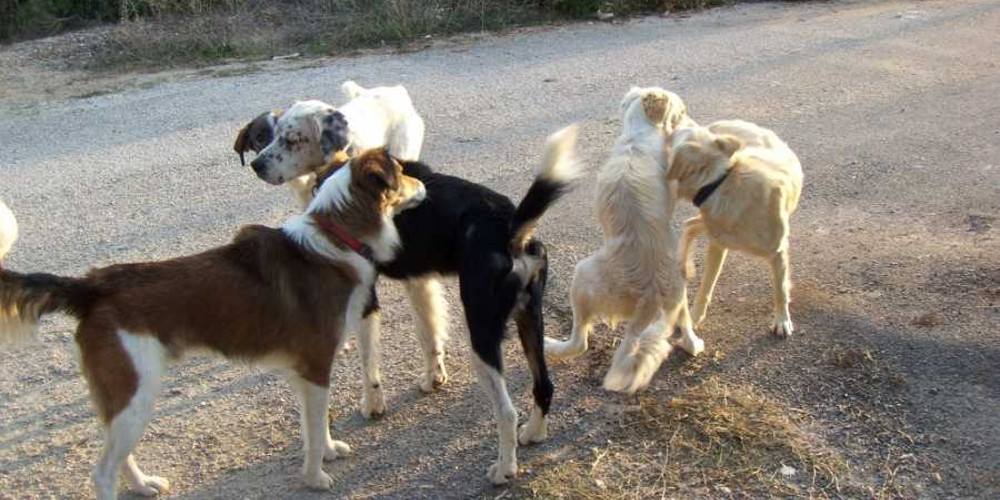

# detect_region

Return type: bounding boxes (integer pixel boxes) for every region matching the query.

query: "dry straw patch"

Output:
[523,377,850,498]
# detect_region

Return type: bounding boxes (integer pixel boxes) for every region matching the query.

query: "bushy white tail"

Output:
[341,80,367,100]
[509,125,584,253]
[0,199,17,264]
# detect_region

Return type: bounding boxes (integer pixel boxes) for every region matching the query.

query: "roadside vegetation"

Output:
[1,0,733,71]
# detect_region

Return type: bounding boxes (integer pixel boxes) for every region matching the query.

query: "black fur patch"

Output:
[321,111,350,156]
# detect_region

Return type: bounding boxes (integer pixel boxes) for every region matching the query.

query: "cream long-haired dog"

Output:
[544,87,704,393]
[0,199,16,269]
[668,120,803,337]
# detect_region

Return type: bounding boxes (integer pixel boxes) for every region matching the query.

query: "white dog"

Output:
[249,81,425,208]
[0,199,16,269]
[544,87,704,393]
[667,120,803,337]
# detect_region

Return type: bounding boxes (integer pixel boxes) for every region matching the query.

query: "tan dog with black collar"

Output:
[667,120,803,337]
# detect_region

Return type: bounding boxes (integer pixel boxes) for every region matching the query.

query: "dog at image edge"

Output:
[0,199,16,269]
[0,148,425,499]
[668,119,803,337]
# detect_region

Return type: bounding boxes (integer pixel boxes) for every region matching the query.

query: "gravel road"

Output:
[1,0,998,498]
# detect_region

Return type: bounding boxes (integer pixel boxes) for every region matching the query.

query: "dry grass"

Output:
[85,0,554,70]
[521,377,850,498]
[8,0,743,72]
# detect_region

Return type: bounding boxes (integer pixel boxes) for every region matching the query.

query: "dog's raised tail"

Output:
[1,270,95,343]
[509,124,584,254]
[341,80,367,100]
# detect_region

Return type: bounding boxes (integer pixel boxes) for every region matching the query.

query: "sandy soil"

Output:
[1,0,998,498]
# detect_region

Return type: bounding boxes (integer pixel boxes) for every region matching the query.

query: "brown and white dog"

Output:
[0,148,425,499]
[235,81,425,209]
[0,198,16,269]
[668,120,803,337]
[544,87,703,394]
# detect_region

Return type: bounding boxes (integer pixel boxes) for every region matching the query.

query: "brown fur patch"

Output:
[642,92,669,126]
[313,148,422,251]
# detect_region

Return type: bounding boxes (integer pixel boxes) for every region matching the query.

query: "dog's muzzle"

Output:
[249,157,269,179]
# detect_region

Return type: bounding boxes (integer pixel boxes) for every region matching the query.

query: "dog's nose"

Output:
[250,158,267,177]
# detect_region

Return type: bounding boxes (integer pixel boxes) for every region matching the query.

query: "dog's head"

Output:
[249,100,351,185]
[667,126,744,183]
[233,109,283,167]
[620,87,695,134]
[311,148,426,220]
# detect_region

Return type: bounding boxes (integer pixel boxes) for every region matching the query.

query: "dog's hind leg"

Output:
[603,300,668,394]
[680,216,706,281]
[88,330,168,500]
[462,252,525,484]
[690,241,727,327]
[769,247,794,337]
[666,283,704,357]
[404,276,449,392]
[545,256,598,360]
[470,350,518,484]
[514,257,553,446]
[288,374,344,490]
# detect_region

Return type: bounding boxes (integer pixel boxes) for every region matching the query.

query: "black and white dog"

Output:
[240,103,581,483]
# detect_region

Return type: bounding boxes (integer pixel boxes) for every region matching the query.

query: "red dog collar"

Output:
[311,214,375,262]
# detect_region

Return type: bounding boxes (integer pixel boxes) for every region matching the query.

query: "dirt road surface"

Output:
[1,0,998,498]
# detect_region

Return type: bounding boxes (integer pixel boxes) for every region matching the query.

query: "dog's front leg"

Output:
[404,276,449,392]
[691,242,728,326]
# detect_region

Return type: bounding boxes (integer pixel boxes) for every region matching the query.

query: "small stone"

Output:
[780,465,797,477]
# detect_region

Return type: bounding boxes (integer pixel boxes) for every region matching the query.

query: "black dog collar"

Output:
[692,170,730,207]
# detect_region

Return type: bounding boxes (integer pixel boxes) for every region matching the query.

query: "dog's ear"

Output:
[668,100,690,130]
[667,143,703,181]
[358,149,399,193]
[234,121,253,166]
[713,135,744,158]
[320,110,350,158]
[620,87,643,113]
[641,92,670,126]
[234,111,278,166]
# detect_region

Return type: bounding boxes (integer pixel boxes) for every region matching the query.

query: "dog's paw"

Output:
[339,338,356,354]
[304,470,334,490]
[130,475,170,497]
[672,327,705,357]
[487,460,518,485]
[517,415,548,445]
[360,385,386,418]
[603,357,658,394]
[325,439,353,461]
[419,361,448,393]
[543,337,585,361]
[771,318,794,338]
